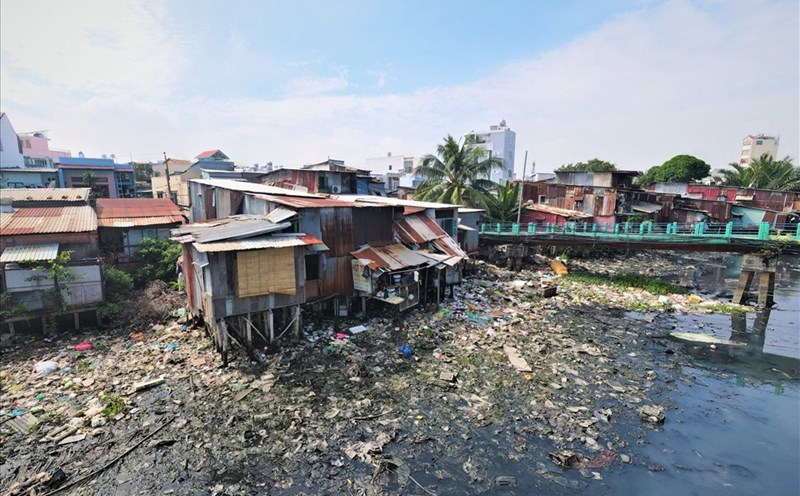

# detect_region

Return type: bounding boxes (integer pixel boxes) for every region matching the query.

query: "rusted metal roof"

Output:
[0,206,97,234]
[431,236,468,259]
[1,188,90,203]
[351,243,434,271]
[393,214,467,259]
[525,204,593,219]
[95,198,183,220]
[338,195,461,210]
[0,243,59,263]
[394,214,446,244]
[190,178,320,198]
[254,194,385,209]
[97,216,185,228]
[194,234,324,253]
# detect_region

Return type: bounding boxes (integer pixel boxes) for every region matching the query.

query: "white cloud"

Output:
[1,0,797,176]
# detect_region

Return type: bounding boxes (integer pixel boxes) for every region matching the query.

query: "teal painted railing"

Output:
[478,221,800,243]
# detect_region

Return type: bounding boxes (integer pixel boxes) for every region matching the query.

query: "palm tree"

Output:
[715,154,800,191]
[484,181,520,222]
[414,135,502,207]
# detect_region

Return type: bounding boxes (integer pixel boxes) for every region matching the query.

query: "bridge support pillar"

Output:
[732,254,776,307]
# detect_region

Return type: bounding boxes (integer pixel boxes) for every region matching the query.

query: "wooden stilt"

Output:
[361,296,367,319]
[245,313,253,350]
[74,312,80,330]
[758,271,775,308]
[294,305,301,338]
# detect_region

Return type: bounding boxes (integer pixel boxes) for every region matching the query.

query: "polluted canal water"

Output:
[610,254,800,496]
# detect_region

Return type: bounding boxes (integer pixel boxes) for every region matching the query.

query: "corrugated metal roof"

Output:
[254,194,390,209]
[394,214,449,244]
[0,206,97,234]
[0,243,59,262]
[525,204,593,219]
[393,214,467,259]
[337,195,461,210]
[174,218,291,244]
[95,198,183,219]
[266,207,298,223]
[351,243,434,271]
[631,201,663,214]
[190,178,320,198]
[194,234,324,253]
[97,216,185,228]
[0,188,90,202]
[431,235,468,259]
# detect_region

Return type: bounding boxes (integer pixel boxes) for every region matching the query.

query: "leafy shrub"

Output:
[131,238,182,288]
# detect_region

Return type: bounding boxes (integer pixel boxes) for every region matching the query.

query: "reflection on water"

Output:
[677,254,800,366]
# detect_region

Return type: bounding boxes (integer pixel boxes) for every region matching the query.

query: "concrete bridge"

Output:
[480,221,800,255]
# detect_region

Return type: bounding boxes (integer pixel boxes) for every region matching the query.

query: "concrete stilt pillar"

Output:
[733,254,777,307]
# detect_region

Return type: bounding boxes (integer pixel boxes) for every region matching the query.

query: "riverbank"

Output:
[1,251,797,495]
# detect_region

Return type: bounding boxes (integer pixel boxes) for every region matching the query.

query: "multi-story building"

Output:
[58,156,135,198]
[1,113,63,188]
[0,112,24,168]
[739,134,779,166]
[463,120,517,184]
[19,131,71,167]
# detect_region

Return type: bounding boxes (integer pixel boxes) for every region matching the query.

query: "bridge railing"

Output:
[479,221,800,241]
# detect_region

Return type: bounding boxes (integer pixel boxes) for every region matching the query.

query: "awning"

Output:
[0,243,59,263]
[631,201,663,214]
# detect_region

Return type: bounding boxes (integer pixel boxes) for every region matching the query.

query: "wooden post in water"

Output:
[732,254,776,307]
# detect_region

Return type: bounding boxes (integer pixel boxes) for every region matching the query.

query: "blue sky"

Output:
[1,0,798,175]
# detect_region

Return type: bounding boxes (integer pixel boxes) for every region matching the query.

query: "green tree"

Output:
[636,154,711,186]
[99,267,135,320]
[714,154,800,191]
[131,238,182,288]
[556,158,617,172]
[415,135,501,207]
[484,182,521,222]
[26,251,80,312]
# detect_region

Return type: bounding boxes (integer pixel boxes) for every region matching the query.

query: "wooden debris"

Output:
[57,434,86,445]
[503,345,532,372]
[130,378,166,393]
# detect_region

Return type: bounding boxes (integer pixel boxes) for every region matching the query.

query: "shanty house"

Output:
[0,188,98,259]
[95,198,185,258]
[171,216,326,362]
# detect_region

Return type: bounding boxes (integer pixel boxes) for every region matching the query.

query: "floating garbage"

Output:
[33,361,59,376]
[74,343,93,352]
[399,344,413,359]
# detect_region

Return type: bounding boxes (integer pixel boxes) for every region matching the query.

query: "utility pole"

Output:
[163,152,175,204]
[516,150,528,224]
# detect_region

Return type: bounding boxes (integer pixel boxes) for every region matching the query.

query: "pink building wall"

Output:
[19,133,71,160]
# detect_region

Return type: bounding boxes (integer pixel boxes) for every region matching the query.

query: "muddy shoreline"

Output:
[1,251,791,495]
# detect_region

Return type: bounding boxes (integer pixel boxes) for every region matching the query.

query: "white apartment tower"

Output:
[463,120,516,184]
[739,134,779,166]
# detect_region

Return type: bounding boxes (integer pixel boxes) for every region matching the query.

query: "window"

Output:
[388,165,392,171]
[318,175,329,192]
[756,140,763,145]
[539,195,548,204]
[575,200,584,209]
[305,254,320,280]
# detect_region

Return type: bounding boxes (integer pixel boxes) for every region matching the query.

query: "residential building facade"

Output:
[739,134,779,166]
[463,120,516,184]
[0,112,24,168]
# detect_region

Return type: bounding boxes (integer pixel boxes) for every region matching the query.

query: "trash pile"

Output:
[1,252,732,495]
